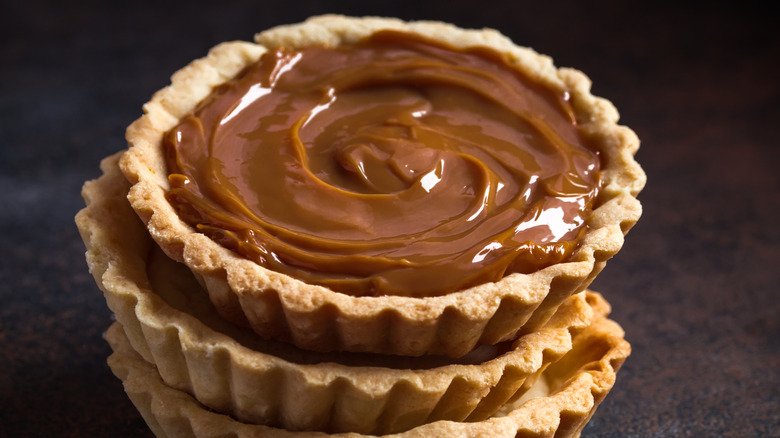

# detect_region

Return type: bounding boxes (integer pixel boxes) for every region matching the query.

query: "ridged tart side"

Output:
[119,14,645,357]
[77,153,610,434]
[105,313,630,438]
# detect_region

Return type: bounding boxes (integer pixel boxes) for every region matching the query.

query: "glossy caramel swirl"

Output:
[164,31,601,298]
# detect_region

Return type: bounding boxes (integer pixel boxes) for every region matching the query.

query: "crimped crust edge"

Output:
[105,314,630,438]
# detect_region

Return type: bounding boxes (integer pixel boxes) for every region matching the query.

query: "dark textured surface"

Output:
[1,1,778,436]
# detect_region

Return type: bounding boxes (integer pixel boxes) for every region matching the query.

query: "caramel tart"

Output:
[119,15,644,357]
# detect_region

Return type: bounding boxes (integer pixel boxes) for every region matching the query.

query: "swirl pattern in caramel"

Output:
[163,31,601,298]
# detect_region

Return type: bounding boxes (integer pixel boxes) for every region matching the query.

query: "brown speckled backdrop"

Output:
[1,0,778,436]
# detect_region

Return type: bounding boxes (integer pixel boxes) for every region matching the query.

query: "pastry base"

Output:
[106,311,629,438]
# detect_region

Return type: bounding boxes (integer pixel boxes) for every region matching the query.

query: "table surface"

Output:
[2,1,778,436]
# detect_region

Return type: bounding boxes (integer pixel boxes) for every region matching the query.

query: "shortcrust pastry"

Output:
[105,313,630,438]
[77,153,611,434]
[120,15,644,357]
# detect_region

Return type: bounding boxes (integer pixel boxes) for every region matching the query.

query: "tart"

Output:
[105,313,630,438]
[119,14,645,357]
[77,153,611,434]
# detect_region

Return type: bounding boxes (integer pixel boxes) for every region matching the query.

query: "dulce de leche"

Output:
[163,30,601,298]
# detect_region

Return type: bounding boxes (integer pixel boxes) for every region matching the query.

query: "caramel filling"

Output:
[164,31,601,298]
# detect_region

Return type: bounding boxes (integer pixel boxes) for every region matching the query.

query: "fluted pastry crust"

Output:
[119,14,645,357]
[105,313,630,438]
[77,153,616,434]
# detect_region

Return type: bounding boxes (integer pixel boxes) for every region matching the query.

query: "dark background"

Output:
[1,1,778,436]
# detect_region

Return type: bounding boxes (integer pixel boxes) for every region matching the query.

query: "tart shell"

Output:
[78,153,614,434]
[119,14,645,357]
[105,313,630,438]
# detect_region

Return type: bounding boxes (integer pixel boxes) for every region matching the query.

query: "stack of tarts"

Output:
[76,15,645,437]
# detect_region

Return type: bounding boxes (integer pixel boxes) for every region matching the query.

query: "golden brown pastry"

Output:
[105,313,630,438]
[77,153,614,434]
